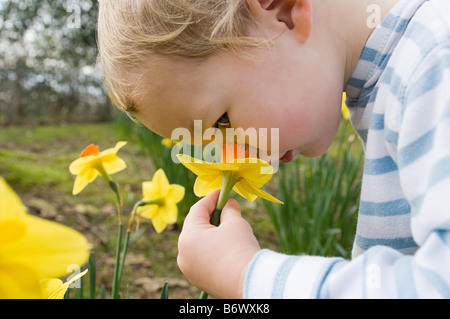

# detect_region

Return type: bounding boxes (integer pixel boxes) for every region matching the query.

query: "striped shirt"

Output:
[244,0,450,298]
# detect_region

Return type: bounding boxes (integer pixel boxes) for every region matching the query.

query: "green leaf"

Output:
[160,282,169,299]
[89,253,96,299]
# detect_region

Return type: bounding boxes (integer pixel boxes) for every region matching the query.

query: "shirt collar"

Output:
[346,0,427,106]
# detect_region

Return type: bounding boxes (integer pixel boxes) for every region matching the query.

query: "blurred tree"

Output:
[0,0,112,125]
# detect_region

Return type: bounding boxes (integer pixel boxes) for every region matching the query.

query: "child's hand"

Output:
[177,190,261,298]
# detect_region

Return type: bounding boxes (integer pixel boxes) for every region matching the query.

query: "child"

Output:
[98,0,450,298]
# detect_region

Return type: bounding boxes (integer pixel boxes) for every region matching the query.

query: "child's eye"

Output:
[214,113,230,129]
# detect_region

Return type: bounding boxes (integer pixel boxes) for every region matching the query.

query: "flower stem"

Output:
[117,229,131,290]
[210,171,241,226]
[199,290,209,299]
[93,163,126,298]
[109,180,124,226]
[88,253,96,299]
[111,223,123,299]
[96,163,124,226]
[98,165,125,299]
[116,199,164,297]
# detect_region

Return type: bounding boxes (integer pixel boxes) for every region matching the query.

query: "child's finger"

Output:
[220,198,242,224]
[184,190,220,228]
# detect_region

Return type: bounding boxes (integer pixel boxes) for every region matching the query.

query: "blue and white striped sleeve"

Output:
[244,42,450,299]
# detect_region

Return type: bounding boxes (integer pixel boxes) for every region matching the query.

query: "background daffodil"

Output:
[342,93,350,121]
[69,141,127,195]
[41,269,88,299]
[137,169,185,234]
[0,178,91,299]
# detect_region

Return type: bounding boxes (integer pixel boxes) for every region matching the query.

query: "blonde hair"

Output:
[97,0,263,113]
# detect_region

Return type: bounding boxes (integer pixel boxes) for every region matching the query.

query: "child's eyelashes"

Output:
[214,113,231,129]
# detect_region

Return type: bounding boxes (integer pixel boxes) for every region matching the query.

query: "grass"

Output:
[265,120,363,257]
[0,122,279,299]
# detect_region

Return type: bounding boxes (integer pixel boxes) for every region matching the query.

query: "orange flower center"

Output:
[219,143,257,163]
[80,144,100,157]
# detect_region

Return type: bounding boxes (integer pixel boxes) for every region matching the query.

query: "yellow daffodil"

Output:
[136,169,185,233]
[161,138,179,148]
[41,269,88,299]
[176,153,283,205]
[0,178,91,299]
[69,142,127,195]
[178,145,282,299]
[342,93,350,121]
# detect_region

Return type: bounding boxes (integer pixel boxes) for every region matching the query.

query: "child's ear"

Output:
[291,0,313,43]
[247,0,313,43]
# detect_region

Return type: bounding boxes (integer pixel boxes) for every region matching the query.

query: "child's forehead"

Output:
[130,60,216,135]
[131,52,231,107]
[130,49,269,130]
[131,58,201,109]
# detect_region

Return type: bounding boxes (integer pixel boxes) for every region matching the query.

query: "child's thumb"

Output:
[220,199,242,223]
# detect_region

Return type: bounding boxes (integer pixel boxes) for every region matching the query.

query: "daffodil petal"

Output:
[237,160,273,189]
[160,203,178,225]
[233,181,258,203]
[137,205,158,220]
[101,154,127,175]
[69,156,96,175]
[0,263,43,299]
[0,178,27,221]
[1,214,91,279]
[66,269,88,286]
[342,93,350,120]
[45,269,88,299]
[176,155,226,176]
[234,179,283,204]
[141,181,158,200]
[114,141,128,152]
[152,169,170,196]
[193,173,222,197]
[41,278,64,299]
[141,169,171,199]
[151,214,168,234]
[72,167,99,195]
[167,184,185,204]
[99,141,127,156]
[0,219,27,245]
